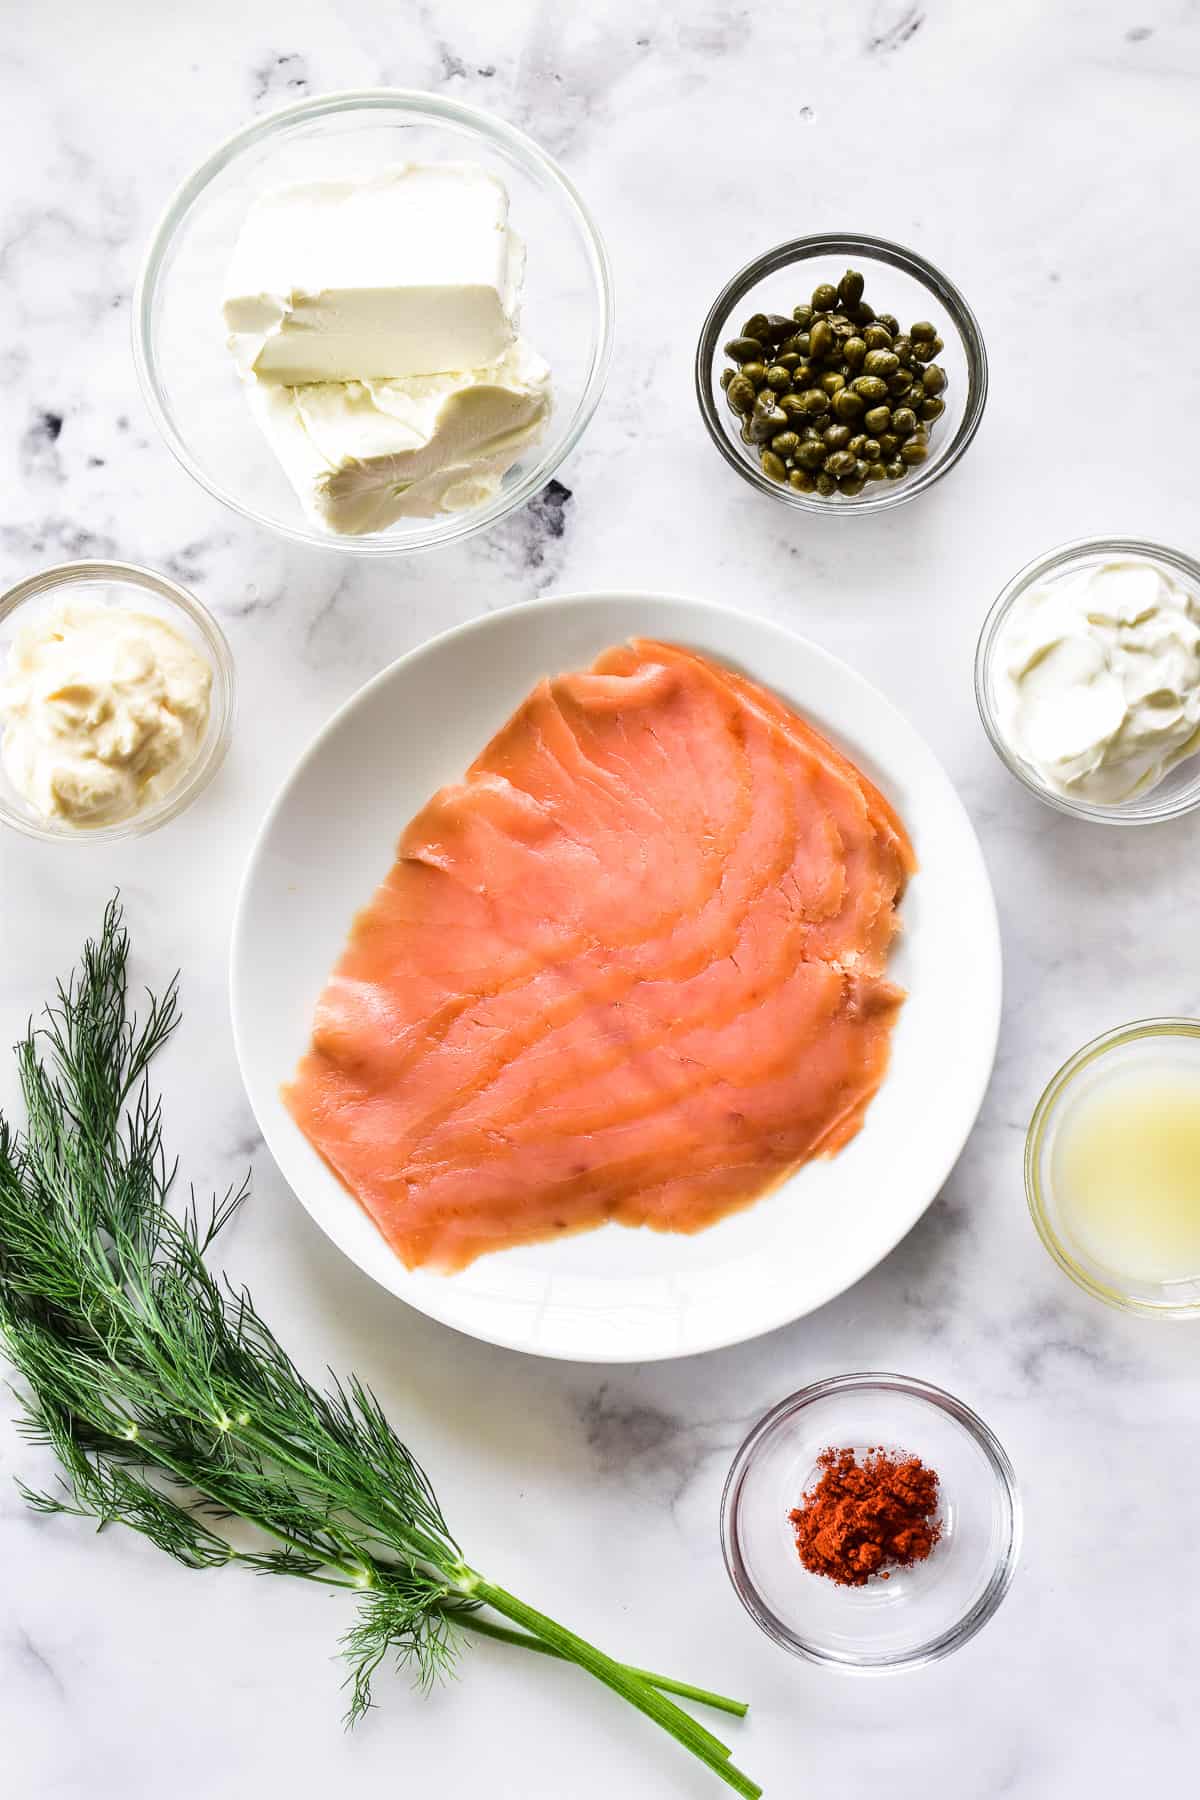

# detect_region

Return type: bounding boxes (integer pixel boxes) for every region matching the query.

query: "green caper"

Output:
[724,276,947,498]
[832,391,865,426]
[726,374,757,414]
[851,375,889,402]
[809,318,835,360]
[837,268,865,308]
[749,400,788,441]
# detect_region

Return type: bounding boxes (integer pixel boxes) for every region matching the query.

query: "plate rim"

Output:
[231,589,1003,1362]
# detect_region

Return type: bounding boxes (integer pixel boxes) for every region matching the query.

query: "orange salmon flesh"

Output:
[284,641,916,1271]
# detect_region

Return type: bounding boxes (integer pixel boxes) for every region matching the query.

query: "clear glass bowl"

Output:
[695,234,987,513]
[975,537,1200,824]
[0,561,235,843]
[133,90,613,555]
[1027,1019,1200,1317]
[721,1373,1020,1672]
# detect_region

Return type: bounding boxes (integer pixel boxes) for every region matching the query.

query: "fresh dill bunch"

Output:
[0,901,758,1797]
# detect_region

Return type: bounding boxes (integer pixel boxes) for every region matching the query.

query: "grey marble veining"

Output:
[3,1,1200,1795]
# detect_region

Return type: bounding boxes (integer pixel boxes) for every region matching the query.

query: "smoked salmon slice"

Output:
[284,641,916,1271]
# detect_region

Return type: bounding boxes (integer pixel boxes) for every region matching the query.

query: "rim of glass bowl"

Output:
[720,1371,1021,1673]
[694,233,988,514]
[131,89,615,557]
[975,536,1200,825]
[1026,1017,1200,1317]
[0,560,235,844]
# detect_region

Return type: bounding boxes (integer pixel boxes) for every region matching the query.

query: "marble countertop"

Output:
[3,2,1200,1795]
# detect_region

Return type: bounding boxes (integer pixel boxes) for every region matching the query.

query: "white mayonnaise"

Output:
[993,558,1200,805]
[1,599,213,827]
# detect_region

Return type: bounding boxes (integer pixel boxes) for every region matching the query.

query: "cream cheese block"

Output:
[223,163,524,384]
[246,341,552,534]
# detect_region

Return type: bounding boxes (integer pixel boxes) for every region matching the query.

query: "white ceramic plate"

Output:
[231,594,1001,1362]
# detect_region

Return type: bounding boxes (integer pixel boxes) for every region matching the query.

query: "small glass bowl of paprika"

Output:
[720,1372,1020,1673]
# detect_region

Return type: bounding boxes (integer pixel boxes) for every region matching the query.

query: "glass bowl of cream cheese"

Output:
[0,562,234,843]
[975,538,1200,825]
[133,91,613,555]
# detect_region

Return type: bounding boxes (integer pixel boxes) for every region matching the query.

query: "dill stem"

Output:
[469,1579,762,1800]
[446,1607,748,1719]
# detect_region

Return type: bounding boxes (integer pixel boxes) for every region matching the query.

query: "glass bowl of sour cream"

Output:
[133,90,613,556]
[975,537,1200,825]
[0,561,235,843]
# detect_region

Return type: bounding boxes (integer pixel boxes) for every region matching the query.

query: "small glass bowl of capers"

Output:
[696,234,987,512]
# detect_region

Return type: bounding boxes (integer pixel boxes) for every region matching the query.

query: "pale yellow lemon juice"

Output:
[1052,1061,1200,1283]
[1028,1021,1200,1312]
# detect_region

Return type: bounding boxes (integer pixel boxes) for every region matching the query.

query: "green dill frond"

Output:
[0,904,759,1797]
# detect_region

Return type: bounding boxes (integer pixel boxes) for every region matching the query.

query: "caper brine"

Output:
[720,267,950,498]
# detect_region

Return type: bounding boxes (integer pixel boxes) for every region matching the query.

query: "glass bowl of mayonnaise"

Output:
[975,537,1200,825]
[0,561,235,844]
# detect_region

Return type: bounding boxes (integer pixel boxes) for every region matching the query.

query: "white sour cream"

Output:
[993,558,1200,805]
[1,599,213,827]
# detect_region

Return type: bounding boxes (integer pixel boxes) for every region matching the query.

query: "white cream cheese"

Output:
[994,558,1200,805]
[1,600,213,827]
[246,340,552,534]
[223,164,523,384]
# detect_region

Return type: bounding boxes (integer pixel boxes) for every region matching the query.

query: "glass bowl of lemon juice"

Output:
[1026,1020,1200,1317]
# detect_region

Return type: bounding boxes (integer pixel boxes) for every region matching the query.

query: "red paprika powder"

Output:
[789,1446,941,1586]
